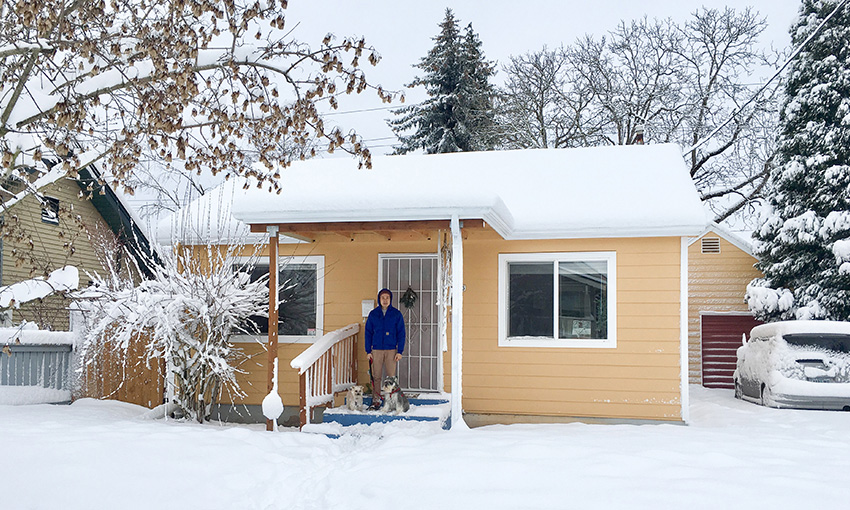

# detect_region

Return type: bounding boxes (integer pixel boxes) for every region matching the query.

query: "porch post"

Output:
[450,215,466,429]
[266,226,279,432]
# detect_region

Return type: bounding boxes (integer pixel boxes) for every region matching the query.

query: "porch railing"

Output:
[290,323,359,429]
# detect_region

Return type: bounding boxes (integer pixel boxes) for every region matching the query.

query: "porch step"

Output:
[362,394,449,406]
[304,393,452,437]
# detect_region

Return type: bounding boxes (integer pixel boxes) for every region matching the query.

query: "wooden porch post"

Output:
[266,226,279,431]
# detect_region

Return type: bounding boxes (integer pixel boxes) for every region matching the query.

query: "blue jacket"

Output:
[365,289,406,354]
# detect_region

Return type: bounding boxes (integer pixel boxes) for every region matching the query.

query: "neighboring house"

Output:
[0,165,154,330]
[0,164,156,403]
[168,144,708,425]
[687,224,763,389]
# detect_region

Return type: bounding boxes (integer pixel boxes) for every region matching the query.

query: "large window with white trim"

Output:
[235,255,324,343]
[498,252,616,348]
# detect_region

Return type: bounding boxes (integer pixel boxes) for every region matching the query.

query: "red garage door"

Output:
[701,314,763,389]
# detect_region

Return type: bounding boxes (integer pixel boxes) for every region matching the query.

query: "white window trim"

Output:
[232,254,324,344]
[498,251,617,348]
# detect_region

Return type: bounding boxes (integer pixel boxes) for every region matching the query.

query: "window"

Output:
[498,252,616,348]
[41,196,59,225]
[235,255,324,343]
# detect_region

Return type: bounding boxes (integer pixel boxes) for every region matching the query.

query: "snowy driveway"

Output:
[2,386,849,510]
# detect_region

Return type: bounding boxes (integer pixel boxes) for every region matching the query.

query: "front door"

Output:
[379,254,441,392]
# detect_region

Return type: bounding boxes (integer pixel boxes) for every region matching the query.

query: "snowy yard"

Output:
[2,386,850,510]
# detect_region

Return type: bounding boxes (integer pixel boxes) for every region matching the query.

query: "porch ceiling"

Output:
[250,219,485,240]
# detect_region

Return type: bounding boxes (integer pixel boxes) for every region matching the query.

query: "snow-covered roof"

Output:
[689,222,757,258]
[230,144,708,240]
[154,181,302,246]
[751,320,850,339]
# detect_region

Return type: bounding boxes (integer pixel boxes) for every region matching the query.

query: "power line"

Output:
[683,0,849,157]
[323,105,405,116]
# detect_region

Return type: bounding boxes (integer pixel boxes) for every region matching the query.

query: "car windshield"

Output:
[783,334,850,353]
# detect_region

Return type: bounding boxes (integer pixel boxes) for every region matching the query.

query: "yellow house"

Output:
[171,145,708,426]
[687,224,763,389]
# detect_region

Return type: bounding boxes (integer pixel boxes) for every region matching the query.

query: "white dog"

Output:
[346,385,365,411]
[380,376,410,414]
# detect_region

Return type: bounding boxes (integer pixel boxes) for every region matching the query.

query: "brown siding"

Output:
[2,179,119,330]
[221,229,685,422]
[687,233,762,384]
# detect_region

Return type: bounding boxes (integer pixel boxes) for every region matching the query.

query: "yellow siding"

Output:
[687,233,762,383]
[2,180,118,330]
[461,233,682,422]
[222,229,685,422]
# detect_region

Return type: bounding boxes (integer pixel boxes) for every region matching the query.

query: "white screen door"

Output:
[379,254,441,392]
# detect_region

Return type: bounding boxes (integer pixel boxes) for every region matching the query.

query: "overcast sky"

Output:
[283,0,802,154]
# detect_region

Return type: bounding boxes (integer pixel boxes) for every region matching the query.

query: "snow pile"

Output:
[0,386,71,405]
[3,387,850,510]
[0,266,79,308]
[262,358,284,425]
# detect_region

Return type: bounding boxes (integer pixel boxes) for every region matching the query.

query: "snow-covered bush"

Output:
[76,244,268,423]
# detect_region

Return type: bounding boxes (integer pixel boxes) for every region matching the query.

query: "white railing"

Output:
[290,323,359,428]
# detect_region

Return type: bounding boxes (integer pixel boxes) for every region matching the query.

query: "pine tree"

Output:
[458,23,499,151]
[747,0,850,321]
[389,9,497,154]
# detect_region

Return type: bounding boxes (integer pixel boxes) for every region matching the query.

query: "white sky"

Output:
[283,0,802,154]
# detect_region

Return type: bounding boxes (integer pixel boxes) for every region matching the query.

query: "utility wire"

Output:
[683,0,848,157]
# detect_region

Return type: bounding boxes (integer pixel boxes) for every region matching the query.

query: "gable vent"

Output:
[701,237,721,254]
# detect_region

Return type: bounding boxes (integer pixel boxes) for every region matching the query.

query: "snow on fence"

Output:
[290,323,359,428]
[0,329,76,402]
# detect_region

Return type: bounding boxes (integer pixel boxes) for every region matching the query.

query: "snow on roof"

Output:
[0,328,76,346]
[154,181,301,246]
[230,144,708,240]
[750,320,850,339]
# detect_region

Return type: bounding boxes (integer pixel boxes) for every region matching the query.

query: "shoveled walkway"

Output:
[302,393,451,437]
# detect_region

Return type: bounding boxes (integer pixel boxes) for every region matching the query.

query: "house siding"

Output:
[2,179,116,330]
[687,232,762,384]
[223,228,685,422]
[462,232,683,422]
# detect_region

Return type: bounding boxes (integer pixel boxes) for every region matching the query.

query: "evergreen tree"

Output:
[747,0,850,321]
[389,9,497,153]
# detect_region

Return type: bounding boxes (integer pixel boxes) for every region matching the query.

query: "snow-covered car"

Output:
[733,320,850,411]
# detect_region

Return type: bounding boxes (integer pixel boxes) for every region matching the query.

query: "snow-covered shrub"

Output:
[76,243,268,422]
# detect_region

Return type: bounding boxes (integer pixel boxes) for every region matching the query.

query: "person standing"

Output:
[365,288,406,409]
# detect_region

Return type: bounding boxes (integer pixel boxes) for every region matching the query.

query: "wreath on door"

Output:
[399,286,418,309]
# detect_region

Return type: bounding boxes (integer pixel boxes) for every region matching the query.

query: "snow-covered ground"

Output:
[2,386,849,509]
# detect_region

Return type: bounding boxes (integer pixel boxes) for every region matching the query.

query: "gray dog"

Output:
[380,375,410,413]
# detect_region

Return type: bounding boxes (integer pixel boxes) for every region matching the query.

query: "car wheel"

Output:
[760,385,772,407]
[734,381,742,400]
